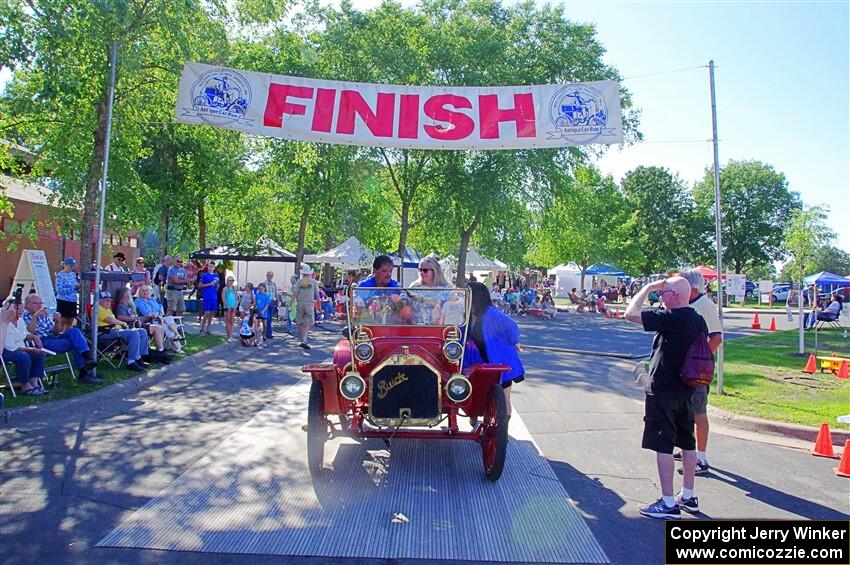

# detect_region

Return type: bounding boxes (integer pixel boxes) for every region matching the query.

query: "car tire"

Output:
[481,383,508,482]
[307,379,327,476]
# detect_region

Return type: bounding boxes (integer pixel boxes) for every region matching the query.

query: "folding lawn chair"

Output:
[1,358,17,398]
[42,352,76,387]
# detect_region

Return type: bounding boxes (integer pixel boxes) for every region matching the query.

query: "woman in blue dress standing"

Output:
[198,262,219,335]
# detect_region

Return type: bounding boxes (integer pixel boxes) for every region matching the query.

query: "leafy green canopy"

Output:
[694,160,802,274]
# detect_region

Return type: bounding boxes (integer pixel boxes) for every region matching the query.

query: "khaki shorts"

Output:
[166,289,185,314]
[296,302,314,326]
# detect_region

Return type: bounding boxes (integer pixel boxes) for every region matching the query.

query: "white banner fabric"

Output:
[175,62,624,150]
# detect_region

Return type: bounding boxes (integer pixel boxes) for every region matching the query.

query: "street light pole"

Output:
[709,60,725,395]
[90,41,118,359]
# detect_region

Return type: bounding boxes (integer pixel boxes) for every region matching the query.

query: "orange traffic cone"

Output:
[838,360,849,380]
[803,354,817,374]
[812,423,838,458]
[751,313,761,329]
[614,311,620,319]
[836,441,850,478]
[605,309,611,319]
[769,317,777,331]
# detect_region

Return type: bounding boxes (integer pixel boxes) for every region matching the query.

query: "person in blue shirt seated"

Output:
[135,285,183,353]
[357,255,399,288]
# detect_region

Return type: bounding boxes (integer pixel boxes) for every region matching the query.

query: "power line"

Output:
[637,138,713,144]
[620,64,707,81]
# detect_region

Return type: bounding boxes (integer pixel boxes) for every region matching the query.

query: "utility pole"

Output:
[709,60,725,395]
[90,41,118,359]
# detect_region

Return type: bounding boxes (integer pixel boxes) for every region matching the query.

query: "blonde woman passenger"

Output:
[409,256,451,324]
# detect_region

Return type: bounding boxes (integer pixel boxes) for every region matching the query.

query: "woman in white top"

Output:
[409,256,450,288]
[409,256,451,324]
[2,300,47,395]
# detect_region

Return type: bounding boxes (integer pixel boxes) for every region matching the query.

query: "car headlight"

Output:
[443,340,463,362]
[354,342,374,363]
[445,375,472,403]
[339,373,366,400]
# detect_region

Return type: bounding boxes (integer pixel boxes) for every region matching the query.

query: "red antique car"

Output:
[303,287,510,481]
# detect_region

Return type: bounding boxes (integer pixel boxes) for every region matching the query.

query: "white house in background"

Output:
[547,262,593,297]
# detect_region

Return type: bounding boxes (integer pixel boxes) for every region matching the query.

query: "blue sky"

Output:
[579,0,850,252]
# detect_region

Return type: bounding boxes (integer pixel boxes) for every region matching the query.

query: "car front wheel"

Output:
[481,383,509,481]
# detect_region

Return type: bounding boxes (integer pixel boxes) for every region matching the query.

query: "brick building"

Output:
[1,142,140,297]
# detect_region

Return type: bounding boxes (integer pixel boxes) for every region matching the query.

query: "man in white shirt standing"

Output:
[104,251,130,297]
[677,269,724,476]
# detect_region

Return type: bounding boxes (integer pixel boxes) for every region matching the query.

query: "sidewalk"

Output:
[0,316,343,564]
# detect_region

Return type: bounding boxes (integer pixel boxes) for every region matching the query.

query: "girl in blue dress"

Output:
[198,263,219,335]
[463,282,525,421]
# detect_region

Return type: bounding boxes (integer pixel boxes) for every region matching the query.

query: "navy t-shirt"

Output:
[641,307,708,396]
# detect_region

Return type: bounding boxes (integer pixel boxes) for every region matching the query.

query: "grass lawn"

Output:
[1,333,225,409]
[712,328,850,429]
[723,296,786,309]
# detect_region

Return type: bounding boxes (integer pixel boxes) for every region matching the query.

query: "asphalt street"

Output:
[0,310,847,565]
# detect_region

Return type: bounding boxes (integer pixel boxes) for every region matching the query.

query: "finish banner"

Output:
[175,62,624,150]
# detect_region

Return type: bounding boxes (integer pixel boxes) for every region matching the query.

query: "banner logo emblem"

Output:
[547,85,615,143]
[182,69,253,126]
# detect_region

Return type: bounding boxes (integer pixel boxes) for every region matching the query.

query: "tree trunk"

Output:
[579,255,589,291]
[79,88,111,304]
[397,200,410,284]
[321,232,335,286]
[197,200,206,250]
[455,215,480,285]
[159,205,170,259]
[294,183,316,271]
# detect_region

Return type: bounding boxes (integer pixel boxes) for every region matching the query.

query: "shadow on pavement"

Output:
[548,458,662,565]
[706,466,850,520]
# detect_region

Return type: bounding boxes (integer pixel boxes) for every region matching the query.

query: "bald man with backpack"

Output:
[625,276,710,519]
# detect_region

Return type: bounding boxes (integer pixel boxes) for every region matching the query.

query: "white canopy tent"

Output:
[303,236,378,270]
[440,250,509,286]
[547,262,593,297]
[234,237,296,289]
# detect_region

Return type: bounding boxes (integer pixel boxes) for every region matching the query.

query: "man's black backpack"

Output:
[680,332,715,387]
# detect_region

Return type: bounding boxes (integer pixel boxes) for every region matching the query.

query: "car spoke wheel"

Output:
[307,380,328,476]
[481,383,508,481]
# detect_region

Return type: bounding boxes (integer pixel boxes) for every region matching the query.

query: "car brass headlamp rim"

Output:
[443,340,463,362]
[339,373,366,400]
[445,375,472,403]
[354,342,374,363]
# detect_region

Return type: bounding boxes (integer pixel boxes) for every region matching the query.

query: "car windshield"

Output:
[349,287,470,327]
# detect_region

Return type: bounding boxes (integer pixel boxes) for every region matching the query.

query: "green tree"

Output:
[529,166,630,288]
[811,245,850,276]
[620,165,703,275]
[0,0,229,276]
[782,205,835,284]
[135,125,248,256]
[694,160,802,273]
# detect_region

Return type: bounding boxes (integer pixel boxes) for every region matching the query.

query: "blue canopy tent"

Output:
[584,263,626,276]
[390,248,423,268]
[803,271,850,288]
